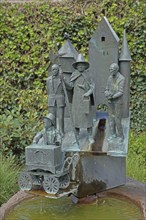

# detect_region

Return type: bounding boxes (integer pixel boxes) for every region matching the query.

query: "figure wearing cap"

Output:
[64,53,95,140]
[33,113,62,146]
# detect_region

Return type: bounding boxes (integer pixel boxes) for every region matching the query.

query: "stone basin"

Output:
[0,177,145,220]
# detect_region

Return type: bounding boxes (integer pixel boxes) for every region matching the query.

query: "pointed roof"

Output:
[102,17,119,42]
[119,30,132,61]
[90,16,119,44]
[58,39,78,59]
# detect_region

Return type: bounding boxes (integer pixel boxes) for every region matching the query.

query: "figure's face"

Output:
[109,65,118,77]
[44,118,52,129]
[77,63,86,72]
[52,65,59,76]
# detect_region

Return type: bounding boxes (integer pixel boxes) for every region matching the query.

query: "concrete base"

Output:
[75,154,126,197]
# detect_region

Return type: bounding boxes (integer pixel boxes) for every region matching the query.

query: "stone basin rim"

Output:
[0,177,145,220]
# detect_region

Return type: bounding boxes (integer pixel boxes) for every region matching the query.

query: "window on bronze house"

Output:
[101,36,105,41]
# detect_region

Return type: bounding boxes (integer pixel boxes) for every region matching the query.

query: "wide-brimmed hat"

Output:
[72,53,89,70]
[44,113,55,125]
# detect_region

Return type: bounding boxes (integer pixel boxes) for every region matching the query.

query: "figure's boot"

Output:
[109,116,117,139]
[87,127,94,144]
[75,128,80,140]
[58,108,65,137]
[116,118,124,142]
[59,121,64,138]
[72,128,80,144]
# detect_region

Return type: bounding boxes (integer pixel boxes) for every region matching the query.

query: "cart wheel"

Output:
[59,174,70,189]
[43,175,59,194]
[18,172,33,191]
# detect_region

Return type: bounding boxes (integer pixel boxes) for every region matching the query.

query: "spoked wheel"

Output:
[43,175,59,194]
[59,174,70,189]
[18,172,33,191]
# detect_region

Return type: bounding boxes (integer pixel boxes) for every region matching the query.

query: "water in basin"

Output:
[5,196,143,220]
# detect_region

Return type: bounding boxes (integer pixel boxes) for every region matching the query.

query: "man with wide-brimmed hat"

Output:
[33,113,62,146]
[65,53,95,140]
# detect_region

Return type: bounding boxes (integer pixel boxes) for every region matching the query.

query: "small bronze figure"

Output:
[105,63,125,141]
[46,64,65,137]
[65,54,94,141]
[33,113,62,146]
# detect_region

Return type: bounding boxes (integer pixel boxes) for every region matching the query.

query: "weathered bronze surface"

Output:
[46,65,65,136]
[18,17,131,198]
[64,53,95,142]
[105,63,125,141]
[33,113,62,145]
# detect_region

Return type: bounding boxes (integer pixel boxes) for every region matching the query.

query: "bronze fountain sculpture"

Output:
[18,17,131,199]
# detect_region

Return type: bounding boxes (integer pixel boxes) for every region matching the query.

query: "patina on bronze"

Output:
[105,63,125,141]
[46,64,65,137]
[33,113,62,146]
[64,53,95,142]
[18,17,132,199]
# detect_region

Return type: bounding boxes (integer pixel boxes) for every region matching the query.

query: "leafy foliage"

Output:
[0,0,145,160]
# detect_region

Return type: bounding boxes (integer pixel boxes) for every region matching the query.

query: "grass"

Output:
[0,154,21,206]
[126,131,146,182]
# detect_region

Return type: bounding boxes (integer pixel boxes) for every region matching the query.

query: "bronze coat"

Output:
[70,70,94,128]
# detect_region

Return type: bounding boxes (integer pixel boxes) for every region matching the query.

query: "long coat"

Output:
[69,70,94,128]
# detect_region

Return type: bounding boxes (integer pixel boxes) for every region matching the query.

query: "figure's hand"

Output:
[108,99,112,104]
[83,92,90,97]
[60,74,65,81]
[112,94,118,99]
[105,91,113,100]
[107,94,113,100]
[78,84,85,89]
[105,91,109,97]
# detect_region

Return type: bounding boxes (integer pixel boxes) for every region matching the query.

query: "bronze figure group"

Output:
[44,58,125,147]
[36,55,126,148]
[18,17,131,197]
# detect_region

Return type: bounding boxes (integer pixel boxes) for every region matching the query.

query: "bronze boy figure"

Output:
[33,113,62,146]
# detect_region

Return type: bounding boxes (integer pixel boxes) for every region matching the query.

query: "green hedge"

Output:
[0,0,145,158]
